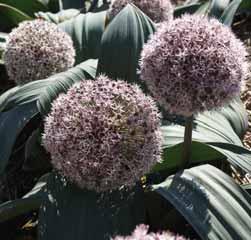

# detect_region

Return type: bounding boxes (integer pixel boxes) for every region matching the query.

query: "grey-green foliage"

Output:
[38,173,146,240]
[153,98,251,174]
[97,4,155,87]
[35,8,80,24]
[59,11,106,64]
[0,59,97,174]
[152,164,251,240]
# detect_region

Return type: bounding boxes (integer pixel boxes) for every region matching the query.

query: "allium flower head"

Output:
[108,0,173,23]
[3,19,75,85]
[112,224,186,240]
[42,75,161,192]
[140,14,248,116]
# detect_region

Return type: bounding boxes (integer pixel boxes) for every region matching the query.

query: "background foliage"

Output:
[0,0,251,239]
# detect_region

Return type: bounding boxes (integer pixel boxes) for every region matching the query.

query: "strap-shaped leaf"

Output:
[37,59,97,115]
[60,0,85,9]
[38,173,146,240]
[0,0,47,16]
[0,173,48,223]
[219,98,248,138]
[242,184,251,194]
[152,141,224,173]
[152,164,251,240]
[35,9,80,24]
[220,0,242,26]
[97,4,155,87]
[152,98,251,173]
[196,0,230,18]
[0,33,6,63]
[24,129,51,172]
[239,0,251,11]
[0,3,32,31]
[38,0,60,12]
[59,11,106,64]
[0,60,97,174]
[0,59,97,113]
[174,2,202,17]
[0,101,38,174]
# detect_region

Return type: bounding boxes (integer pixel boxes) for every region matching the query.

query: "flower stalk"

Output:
[181,115,193,168]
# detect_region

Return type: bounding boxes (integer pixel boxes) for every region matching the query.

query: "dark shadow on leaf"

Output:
[38,172,146,240]
[207,142,251,154]
[153,170,211,239]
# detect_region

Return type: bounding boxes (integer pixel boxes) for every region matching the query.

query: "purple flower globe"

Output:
[140,15,248,116]
[108,0,173,23]
[111,224,186,240]
[3,19,75,85]
[42,75,162,192]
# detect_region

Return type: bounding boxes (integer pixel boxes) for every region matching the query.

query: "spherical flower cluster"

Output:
[42,75,162,192]
[108,0,173,23]
[112,224,186,240]
[140,14,248,116]
[3,19,75,85]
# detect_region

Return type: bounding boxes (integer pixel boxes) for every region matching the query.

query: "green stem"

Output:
[181,115,193,168]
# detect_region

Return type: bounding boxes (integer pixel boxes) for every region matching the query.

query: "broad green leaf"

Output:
[238,0,251,12]
[61,0,84,9]
[0,173,48,223]
[174,2,202,17]
[0,3,32,31]
[0,63,11,94]
[0,60,97,173]
[0,59,97,113]
[35,8,80,23]
[59,11,106,64]
[23,173,49,198]
[159,125,251,172]
[0,33,7,62]
[38,59,97,115]
[88,0,110,12]
[196,0,211,15]
[153,98,251,173]
[0,102,38,174]
[152,141,224,173]
[196,0,230,18]
[24,129,51,172]
[220,0,242,26]
[38,173,146,240]
[97,4,155,87]
[220,98,248,138]
[152,164,251,240]
[38,0,61,12]
[0,194,40,223]
[0,0,47,16]
[0,85,19,111]
[242,183,251,194]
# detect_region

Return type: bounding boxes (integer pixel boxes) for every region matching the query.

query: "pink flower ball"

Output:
[3,19,75,85]
[108,0,173,23]
[42,75,162,192]
[112,224,187,240]
[140,15,248,116]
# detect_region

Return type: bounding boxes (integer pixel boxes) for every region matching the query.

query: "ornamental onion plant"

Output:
[140,14,248,167]
[42,75,162,192]
[3,19,75,85]
[108,0,173,23]
[112,224,186,240]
